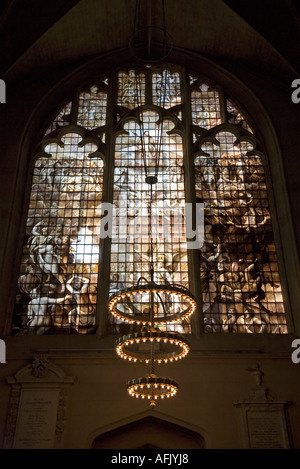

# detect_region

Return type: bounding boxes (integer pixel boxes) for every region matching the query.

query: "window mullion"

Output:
[182,68,203,337]
[96,72,117,337]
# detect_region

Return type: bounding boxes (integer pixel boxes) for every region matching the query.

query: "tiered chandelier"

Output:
[109,282,196,407]
[108,0,197,408]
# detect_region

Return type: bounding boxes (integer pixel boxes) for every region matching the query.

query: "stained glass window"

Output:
[12,64,288,336]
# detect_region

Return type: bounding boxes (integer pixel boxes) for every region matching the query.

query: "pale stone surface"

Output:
[13,388,60,449]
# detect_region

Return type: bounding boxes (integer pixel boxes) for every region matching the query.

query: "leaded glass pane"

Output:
[45,101,72,135]
[117,70,146,109]
[227,99,253,133]
[77,85,107,129]
[152,70,181,108]
[189,75,198,85]
[191,83,222,128]
[13,133,103,335]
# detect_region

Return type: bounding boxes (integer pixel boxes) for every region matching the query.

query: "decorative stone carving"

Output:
[246,363,271,401]
[29,355,50,378]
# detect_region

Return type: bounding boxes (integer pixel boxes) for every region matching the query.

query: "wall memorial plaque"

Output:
[3,356,76,449]
[246,408,289,449]
[233,402,291,449]
[233,364,292,448]
[13,388,60,449]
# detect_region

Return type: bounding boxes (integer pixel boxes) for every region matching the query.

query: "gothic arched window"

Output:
[12,65,287,336]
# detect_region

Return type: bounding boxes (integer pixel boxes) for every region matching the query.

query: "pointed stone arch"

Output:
[90,413,205,449]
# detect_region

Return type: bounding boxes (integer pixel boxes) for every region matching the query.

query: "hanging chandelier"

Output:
[109,0,197,408]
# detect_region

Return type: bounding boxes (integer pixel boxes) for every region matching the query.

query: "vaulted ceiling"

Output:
[1,0,299,85]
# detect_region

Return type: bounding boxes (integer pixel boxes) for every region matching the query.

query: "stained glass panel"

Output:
[152,70,181,108]
[13,133,103,335]
[45,101,72,135]
[191,83,222,128]
[227,99,253,133]
[194,131,286,333]
[77,85,107,129]
[110,110,190,334]
[117,70,146,109]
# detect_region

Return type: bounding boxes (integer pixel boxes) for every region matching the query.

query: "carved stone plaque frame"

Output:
[233,401,291,449]
[3,356,76,449]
